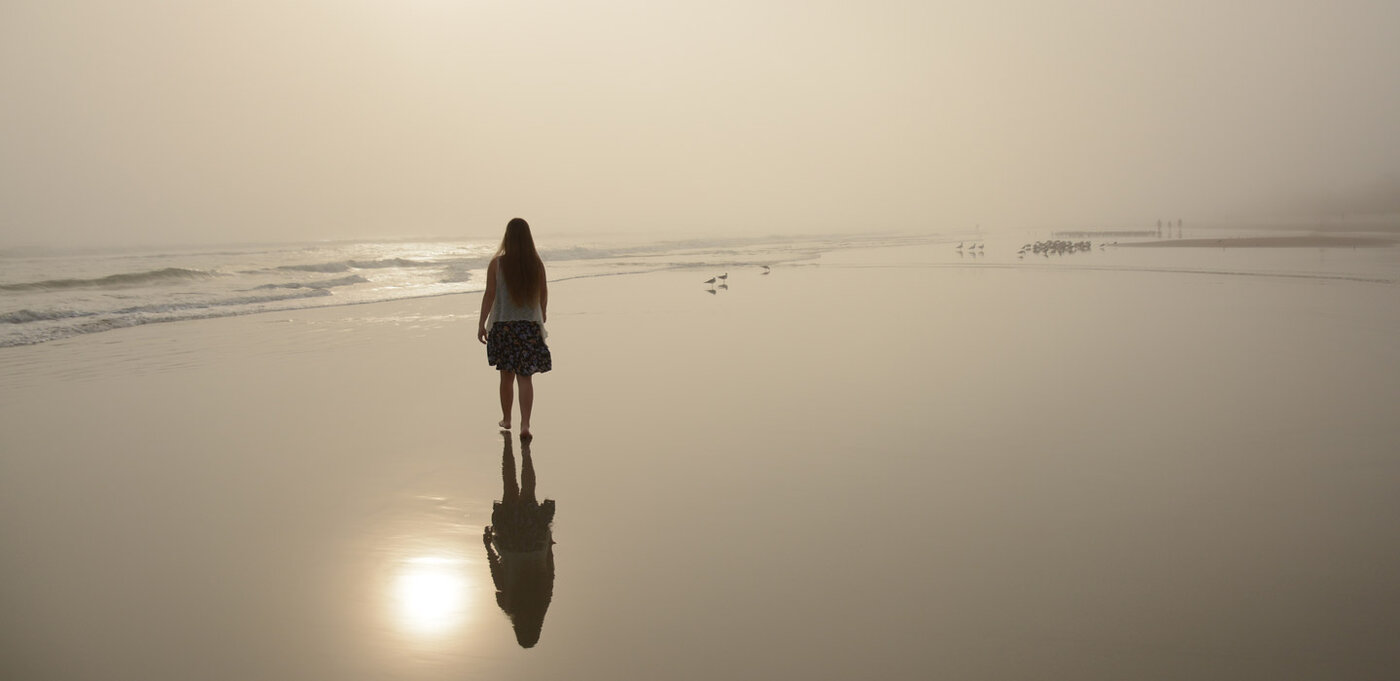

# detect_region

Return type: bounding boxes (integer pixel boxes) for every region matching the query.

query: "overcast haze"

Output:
[3,0,1398,248]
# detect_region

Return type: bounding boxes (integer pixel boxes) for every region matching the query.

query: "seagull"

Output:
[956,242,964,250]
[760,265,771,271]
[703,277,716,285]
[717,272,728,282]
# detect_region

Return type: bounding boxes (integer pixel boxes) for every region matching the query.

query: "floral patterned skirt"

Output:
[487,321,552,376]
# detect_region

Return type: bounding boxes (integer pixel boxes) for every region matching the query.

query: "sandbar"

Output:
[1121,235,1395,248]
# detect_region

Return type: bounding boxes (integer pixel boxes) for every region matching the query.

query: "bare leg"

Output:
[517,373,534,438]
[498,370,514,429]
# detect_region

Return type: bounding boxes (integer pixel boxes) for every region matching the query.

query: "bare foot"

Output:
[499,419,511,430]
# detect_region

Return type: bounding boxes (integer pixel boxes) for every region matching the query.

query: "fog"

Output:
[3,0,1398,248]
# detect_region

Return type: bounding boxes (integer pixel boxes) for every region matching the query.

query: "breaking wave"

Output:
[1,308,96,324]
[0,267,217,292]
[438,261,475,283]
[0,289,335,347]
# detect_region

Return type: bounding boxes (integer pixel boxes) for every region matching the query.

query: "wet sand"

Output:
[3,239,1399,679]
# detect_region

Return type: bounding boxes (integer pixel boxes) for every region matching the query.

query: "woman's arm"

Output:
[539,264,548,324]
[478,257,498,344]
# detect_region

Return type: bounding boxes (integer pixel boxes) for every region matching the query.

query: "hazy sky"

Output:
[3,0,1398,247]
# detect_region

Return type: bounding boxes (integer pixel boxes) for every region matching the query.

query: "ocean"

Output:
[0,233,892,348]
[5,229,1397,348]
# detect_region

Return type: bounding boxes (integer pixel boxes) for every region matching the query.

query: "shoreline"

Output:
[1120,235,1395,248]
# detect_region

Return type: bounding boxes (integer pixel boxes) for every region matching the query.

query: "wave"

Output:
[1,308,97,324]
[276,262,352,273]
[350,258,436,269]
[252,274,370,291]
[0,289,336,346]
[115,289,333,316]
[275,257,441,274]
[438,261,475,283]
[0,267,217,292]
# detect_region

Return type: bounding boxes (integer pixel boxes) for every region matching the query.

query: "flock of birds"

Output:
[703,265,770,293]
[956,239,1110,259]
[1018,240,1099,258]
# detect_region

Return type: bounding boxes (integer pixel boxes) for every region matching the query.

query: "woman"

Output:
[478,218,551,438]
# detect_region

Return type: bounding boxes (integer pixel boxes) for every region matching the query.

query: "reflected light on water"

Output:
[392,556,472,637]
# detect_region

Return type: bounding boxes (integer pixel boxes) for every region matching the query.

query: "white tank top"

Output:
[486,264,545,330]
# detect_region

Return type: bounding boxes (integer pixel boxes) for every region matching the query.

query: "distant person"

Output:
[484,433,556,648]
[478,218,552,438]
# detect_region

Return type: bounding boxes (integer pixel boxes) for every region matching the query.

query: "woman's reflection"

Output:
[483,432,556,648]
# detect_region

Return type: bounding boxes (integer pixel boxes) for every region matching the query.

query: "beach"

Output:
[3,235,1399,680]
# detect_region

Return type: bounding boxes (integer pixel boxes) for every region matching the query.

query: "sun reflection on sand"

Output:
[392,555,473,638]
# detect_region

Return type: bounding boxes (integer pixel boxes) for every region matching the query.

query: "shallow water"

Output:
[2,236,1398,679]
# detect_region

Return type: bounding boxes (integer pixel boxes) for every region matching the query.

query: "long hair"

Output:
[495,218,543,306]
